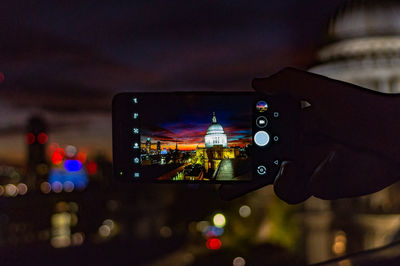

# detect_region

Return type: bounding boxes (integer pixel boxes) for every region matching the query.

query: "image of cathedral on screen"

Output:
[141,112,250,181]
[196,112,240,175]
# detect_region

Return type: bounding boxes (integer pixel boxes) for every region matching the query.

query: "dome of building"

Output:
[309,0,400,93]
[206,124,224,134]
[329,0,400,40]
[205,112,227,148]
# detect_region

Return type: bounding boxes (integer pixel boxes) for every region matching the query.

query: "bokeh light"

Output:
[17,183,28,195]
[71,232,84,246]
[233,257,246,266]
[37,132,48,144]
[203,226,224,238]
[86,161,98,175]
[206,238,221,250]
[239,205,251,218]
[332,231,347,255]
[64,160,82,172]
[103,219,114,229]
[40,182,51,194]
[5,184,18,197]
[51,148,65,165]
[51,181,63,193]
[160,226,172,238]
[99,224,111,237]
[65,145,77,158]
[26,133,35,145]
[63,181,74,192]
[213,213,226,228]
[76,151,87,163]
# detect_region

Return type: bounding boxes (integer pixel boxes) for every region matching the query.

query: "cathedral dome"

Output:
[329,0,400,40]
[310,0,400,94]
[204,112,227,148]
[206,123,224,135]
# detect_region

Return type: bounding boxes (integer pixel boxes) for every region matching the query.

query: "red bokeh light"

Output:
[26,133,35,144]
[86,161,98,175]
[206,238,221,250]
[37,132,48,144]
[76,152,87,164]
[51,148,65,165]
[0,72,4,84]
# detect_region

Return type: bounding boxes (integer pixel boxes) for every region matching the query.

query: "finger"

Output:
[273,161,311,204]
[273,143,333,204]
[218,176,274,201]
[309,144,400,200]
[219,141,331,202]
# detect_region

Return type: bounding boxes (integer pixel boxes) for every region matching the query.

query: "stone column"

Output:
[378,79,390,93]
[303,198,333,264]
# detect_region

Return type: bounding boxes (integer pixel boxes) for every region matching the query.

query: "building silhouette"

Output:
[26,116,49,189]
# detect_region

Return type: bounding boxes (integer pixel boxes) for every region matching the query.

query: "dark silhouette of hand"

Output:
[220,68,400,204]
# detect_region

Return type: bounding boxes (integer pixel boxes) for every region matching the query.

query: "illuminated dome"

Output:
[205,112,227,148]
[329,0,400,40]
[310,0,400,93]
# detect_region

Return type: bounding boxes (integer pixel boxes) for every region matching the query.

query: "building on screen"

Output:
[196,112,239,173]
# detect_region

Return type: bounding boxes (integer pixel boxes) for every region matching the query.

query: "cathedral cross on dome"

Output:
[212,112,217,124]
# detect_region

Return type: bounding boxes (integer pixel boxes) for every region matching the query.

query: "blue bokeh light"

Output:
[64,160,82,172]
[48,168,88,190]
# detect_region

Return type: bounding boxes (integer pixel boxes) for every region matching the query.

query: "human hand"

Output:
[220,68,400,203]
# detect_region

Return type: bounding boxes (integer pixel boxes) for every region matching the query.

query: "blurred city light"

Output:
[40,182,51,194]
[51,212,71,248]
[239,205,251,218]
[25,133,35,145]
[98,224,111,237]
[48,168,88,192]
[51,148,65,165]
[37,132,48,145]
[213,213,226,228]
[76,151,87,163]
[69,202,79,212]
[203,226,224,238]
[86,161,98,175]
[332,231,347,256]
[51,181,63,193]
[103,219,115,230]
[71,232,84,246]
[196,221,210,232]
[64,160,82,172]
[233,257,246,266]
[55,201,69,212]
[17,183,28,195]
[206,238,221,250]
[160,226,172,238]
[5,184,18,197]
[63,181,74,192]
[65,145,77,158]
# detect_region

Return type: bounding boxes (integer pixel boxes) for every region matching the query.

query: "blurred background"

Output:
[1,0,400,265]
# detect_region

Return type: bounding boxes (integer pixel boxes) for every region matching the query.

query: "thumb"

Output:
[273,161,312,204]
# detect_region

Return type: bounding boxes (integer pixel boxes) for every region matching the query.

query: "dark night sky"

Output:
[0,0,347,163]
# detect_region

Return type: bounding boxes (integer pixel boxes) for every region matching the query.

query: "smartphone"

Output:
[112,91,300,183]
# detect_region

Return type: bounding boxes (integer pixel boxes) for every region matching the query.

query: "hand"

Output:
[220,68,400,204]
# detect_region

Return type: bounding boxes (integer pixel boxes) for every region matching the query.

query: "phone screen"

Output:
[113,92,257,182]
